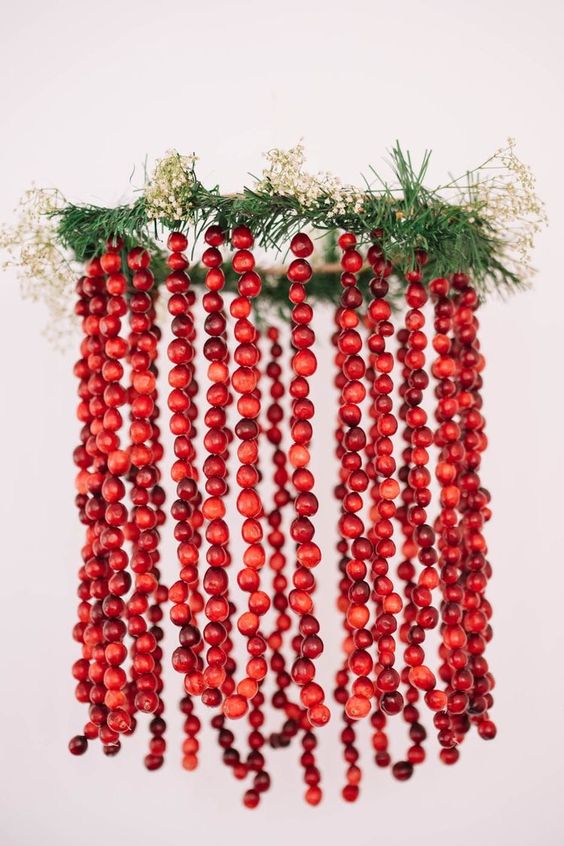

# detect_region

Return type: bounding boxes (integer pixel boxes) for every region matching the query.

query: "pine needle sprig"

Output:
[1,140,545,344]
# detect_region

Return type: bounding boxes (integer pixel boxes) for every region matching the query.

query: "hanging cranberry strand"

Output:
[264,326,294,733]
[70,260,106,756]
[286,232,329,729]
[125,249,169,768]
[69,243,142,755]
[165,232,205,771]
[329,233,369,802]
[264,326,322,805]
[365,241,420,782]
[446,274,496,746]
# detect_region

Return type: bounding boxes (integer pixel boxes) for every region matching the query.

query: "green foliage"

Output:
[52,144,526,307]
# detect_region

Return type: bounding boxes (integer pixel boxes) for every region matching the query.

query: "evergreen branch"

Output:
[41,141,545,309]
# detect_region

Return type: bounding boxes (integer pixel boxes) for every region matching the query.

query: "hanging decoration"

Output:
[1,142,545,806]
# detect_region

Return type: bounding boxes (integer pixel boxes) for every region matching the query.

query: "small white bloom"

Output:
[145,149,199,219]
[257,144,365,218]
[466,139,547,282]
[0,187,78,346]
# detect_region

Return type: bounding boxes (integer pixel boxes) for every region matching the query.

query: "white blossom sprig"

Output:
[145,149,199,220]
[462,138,547,283]
[0,187,79,347]
[257,143,365,217]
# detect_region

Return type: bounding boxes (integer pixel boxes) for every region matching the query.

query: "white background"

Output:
[1,1,563,844]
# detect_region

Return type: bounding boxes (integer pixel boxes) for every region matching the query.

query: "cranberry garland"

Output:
[216,226,274,807]
[198,224,234,709]
[95,247,133,752]
[334,234,375,726]
[264,327,294,730]
[332,299,363,802]
[385,288,424,776]
[238,330,272,807]
[132,285,169,768]
[196,224,272,806]
[66,219,499,805]
[180,286,206,770]
[286,232,329,729]
[198,225,240,774]
[328,233,372,801]
[70,261,106,756]
[199,224,267,725]
[123,246,169,765]
[428,274,469,763]
[264,326,322,805]
[448,275,496,745]
[363,238,397,773]
[128,274,168,770]
[165,232,206,769]
[365,244,425,780]
[69,245,137,755]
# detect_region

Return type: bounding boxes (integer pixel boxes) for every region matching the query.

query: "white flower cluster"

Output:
[257,143,365,217]
[0,188,78,347]
[469,138,547,280]
[145,149,199,219]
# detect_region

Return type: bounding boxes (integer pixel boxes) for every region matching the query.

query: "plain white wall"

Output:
[1,1,563,844]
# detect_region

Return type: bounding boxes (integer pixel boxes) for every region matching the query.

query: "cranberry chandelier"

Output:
[3,143,545,807]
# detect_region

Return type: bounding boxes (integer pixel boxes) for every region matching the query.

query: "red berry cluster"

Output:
[68,223,496,806]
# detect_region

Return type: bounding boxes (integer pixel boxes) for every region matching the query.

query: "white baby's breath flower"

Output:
[466,139,547,282]
[257,144,364,217]
[145,150,198,220]
[0,187,78,347]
